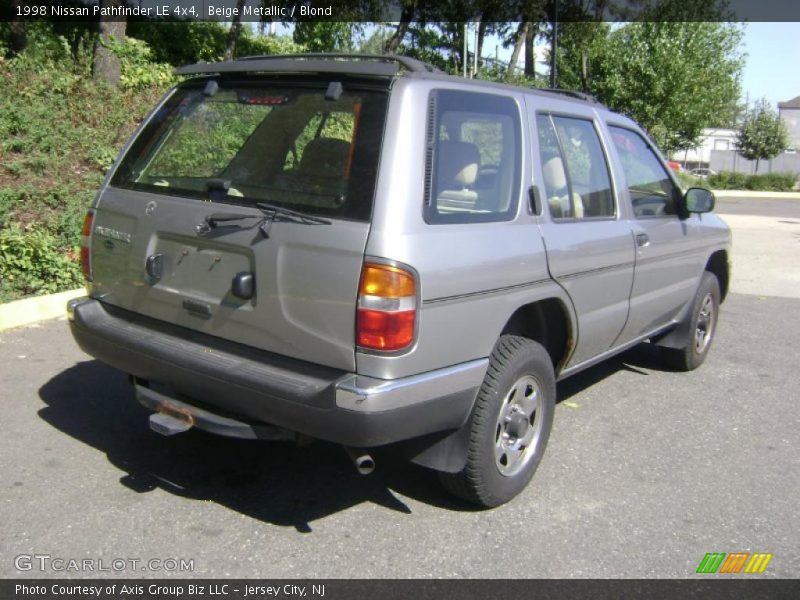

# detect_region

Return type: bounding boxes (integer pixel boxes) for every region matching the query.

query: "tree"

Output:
[586,20,744,153]
[293,22,363,52]
[93,0,126,86]
[223,0,247,61]
[384,0,416,54]
[735,100,790,173]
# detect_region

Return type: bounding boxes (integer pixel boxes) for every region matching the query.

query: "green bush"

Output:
[709,171,797,191]
[745,172,797,192]
[104,36,175,91]
[0,225,82,301]
[0,24,172,301]
[127,20,304,66]
[708,171,747,190]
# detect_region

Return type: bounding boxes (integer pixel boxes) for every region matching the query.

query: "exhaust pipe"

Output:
[343,447,376,475]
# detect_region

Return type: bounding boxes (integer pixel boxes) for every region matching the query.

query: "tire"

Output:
[662,271,721,371]
[439,335,556,508]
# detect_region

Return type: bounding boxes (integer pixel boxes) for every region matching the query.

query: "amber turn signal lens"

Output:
[359,264,416,298]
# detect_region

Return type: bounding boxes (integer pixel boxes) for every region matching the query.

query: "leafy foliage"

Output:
[293,23,363,53]
[735,100,790,172]
[0,224,82,301]
[127,21,304,65]
[709,171,796,192]
[580,20,744,154]
[106,36,174,91]
[0,23,170,301]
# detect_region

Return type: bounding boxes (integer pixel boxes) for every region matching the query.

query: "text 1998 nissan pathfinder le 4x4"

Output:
[68,54,731,507]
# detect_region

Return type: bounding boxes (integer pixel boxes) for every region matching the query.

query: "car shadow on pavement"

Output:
[37,347,671,526]
[37,360,462,530]
[556,343,669,403]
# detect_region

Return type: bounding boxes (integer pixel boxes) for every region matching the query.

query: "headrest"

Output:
[437,141,480,188]
[542,156,567,192]
[299,138,350,178]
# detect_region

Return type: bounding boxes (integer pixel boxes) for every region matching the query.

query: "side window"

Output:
[536,114,615,220]
[608,126,679,217]
[425,90,521,224]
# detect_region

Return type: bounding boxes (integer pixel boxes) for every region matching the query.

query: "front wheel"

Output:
[439,335,555,508]
[662,271,721,371]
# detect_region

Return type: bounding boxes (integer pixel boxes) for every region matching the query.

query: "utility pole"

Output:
[549,1,559,88]
[473,19,480,77]
[463,23,469,78]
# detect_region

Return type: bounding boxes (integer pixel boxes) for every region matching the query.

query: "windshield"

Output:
[111,80,388,221]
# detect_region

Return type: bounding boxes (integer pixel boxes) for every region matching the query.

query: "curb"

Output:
[0,288,85,332]
[713,190,800,199]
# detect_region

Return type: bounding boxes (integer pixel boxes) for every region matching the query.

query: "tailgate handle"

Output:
[145,253,164,281]
[232,271,255,300]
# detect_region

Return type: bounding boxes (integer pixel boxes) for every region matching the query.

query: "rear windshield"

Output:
[110,80,388,221]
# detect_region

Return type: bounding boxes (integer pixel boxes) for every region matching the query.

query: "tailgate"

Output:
[90,190,368,371]
[89,78,388,371]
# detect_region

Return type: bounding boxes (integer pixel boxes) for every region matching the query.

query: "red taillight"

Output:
[356,262,417,352]
[80,211,94,281]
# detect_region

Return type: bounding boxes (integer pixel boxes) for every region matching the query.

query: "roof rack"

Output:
[540,88,602,104]
[175,53,441,77]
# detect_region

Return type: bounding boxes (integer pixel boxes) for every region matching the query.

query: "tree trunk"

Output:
[477,18,487,73]
[8,0,27,57]
[223,0,248,61]
[580,49,588,92]
[384,1,415,55]
[506,22,529,81]
[93,0,126,87]
[524,22,536,77]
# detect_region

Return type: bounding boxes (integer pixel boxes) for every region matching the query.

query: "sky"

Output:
[739,22,800,108]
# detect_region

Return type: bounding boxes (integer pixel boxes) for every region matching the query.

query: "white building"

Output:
[671,128,737,167]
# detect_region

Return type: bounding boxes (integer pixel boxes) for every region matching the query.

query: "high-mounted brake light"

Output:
[80,210,94,282]
[357,262,417,352]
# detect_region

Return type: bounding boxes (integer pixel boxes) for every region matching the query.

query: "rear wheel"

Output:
[662,272,721,371]
[439,335,555,507]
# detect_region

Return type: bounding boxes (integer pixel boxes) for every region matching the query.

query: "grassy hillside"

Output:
[0,33,170,302]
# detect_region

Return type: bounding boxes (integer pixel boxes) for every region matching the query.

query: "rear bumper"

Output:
[68,298,485,447]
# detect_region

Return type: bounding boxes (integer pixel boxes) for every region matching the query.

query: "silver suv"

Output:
[68,54,730,507]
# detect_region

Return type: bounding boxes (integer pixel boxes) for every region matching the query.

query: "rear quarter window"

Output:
[424,90,522,224]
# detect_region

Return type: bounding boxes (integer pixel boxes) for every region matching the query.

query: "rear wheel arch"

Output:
[499,298,573,374]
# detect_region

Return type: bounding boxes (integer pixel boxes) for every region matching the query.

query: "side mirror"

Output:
[683,187,715,214]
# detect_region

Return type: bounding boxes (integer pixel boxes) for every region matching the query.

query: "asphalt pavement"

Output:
[1,196,798,579]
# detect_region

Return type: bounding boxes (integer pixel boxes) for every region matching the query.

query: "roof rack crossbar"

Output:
[540,88,601,104]
[236,53,440,73]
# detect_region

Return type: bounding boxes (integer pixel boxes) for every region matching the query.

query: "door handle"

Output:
[635,233,650,248]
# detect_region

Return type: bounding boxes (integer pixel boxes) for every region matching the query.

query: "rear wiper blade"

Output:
[195,212,259,234]
[255,202,332,226]
[196,203,331,237]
